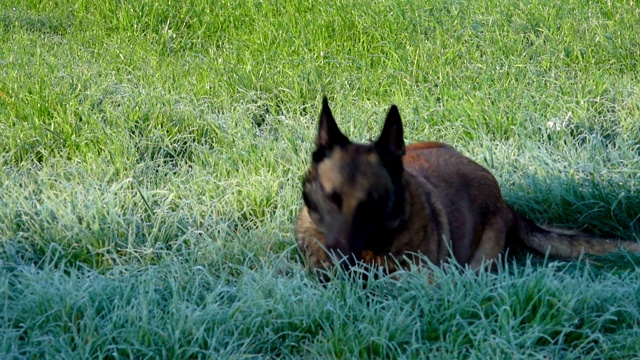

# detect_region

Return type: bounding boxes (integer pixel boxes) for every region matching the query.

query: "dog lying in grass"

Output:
[296,97,639,278]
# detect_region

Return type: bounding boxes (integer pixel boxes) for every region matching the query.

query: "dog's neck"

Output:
[388,175,412,230]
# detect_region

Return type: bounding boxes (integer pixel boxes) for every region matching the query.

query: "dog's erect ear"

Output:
[316,97,349,149]
[375,105,405,158]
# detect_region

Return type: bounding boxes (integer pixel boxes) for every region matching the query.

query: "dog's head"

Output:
[302,97,408,264]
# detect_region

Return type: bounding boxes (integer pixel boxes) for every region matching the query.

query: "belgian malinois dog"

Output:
[296,97,640,277]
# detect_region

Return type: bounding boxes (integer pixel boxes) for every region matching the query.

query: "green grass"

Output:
[1,0,640,357]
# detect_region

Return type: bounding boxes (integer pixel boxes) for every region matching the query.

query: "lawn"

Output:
[1,0,640,358]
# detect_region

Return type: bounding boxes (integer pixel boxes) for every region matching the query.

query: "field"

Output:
[2,0,640,358]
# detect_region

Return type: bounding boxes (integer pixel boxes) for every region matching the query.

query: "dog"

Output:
[295,97,639,277]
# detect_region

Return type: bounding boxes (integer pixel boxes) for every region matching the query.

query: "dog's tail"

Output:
[510,210,640,258]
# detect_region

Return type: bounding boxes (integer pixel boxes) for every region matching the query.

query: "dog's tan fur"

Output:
[296,98,640,277]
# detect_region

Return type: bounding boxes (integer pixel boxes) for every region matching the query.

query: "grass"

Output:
[1,0,640,357]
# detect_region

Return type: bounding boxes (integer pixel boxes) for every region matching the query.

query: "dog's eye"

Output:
[328,192,343,209]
